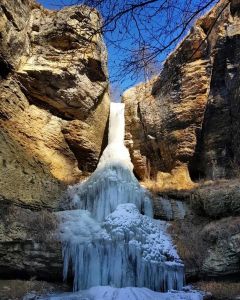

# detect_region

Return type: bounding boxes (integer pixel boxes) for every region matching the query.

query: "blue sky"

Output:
[37,0,216,98]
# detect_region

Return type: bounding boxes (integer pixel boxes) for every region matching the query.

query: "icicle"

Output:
[57,204,184,292]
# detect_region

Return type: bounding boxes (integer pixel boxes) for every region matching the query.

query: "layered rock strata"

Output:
[157,180,240,279]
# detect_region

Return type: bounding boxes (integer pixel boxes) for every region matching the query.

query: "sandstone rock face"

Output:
[0,0,37,74]
[17,5,108,121]
[0,0,109,209]
[0,0,109,280]
[189,180,240,277]
[123,0,240,185]
[133,0,240,282]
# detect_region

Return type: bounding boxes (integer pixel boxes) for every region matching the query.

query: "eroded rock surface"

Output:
[164,179,240,279]
[191,180,240,218]
[123,0,240,187]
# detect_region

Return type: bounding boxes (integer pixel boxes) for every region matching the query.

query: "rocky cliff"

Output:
[0,0,109,208]
[123,0,240,188]
[0,0,109,280]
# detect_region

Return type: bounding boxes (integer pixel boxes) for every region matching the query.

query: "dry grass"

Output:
[141,178,196,196]
[26,209,58,242]
[141,166,197,195]
[143,177,240,199]
[193,178,240,189]
[195,281,240,299]
[0,279,69,300]
[141,178,161,196]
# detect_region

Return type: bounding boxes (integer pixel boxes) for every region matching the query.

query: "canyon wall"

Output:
[123,0,240,188]
[0,0,239,289]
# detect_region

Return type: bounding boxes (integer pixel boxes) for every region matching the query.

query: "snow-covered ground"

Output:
[35,286,204,300]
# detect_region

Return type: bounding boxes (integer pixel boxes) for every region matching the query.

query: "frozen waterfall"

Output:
[66,103,152,221]
[56,103,188,295]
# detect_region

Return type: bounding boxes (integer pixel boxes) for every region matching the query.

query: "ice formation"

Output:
[57,204,184,291]
[57,103,185,293]
[158,197,187,220]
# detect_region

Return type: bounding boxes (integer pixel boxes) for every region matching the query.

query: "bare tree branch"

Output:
[59,0,229,87]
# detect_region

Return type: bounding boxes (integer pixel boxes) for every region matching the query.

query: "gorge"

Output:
[0,0,240,299]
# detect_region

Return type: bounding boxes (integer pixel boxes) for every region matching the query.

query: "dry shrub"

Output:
[195,281,240,299]
[0,279,69,300]
[168,215,209,272]
[141,179,159,196]
[201,216,240,244]
[141,178,183,197]
[141,164,198,193]
[7,205,58,243]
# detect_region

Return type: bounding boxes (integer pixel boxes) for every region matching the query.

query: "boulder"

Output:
[201,216,240,276]
[190,180,240,218]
